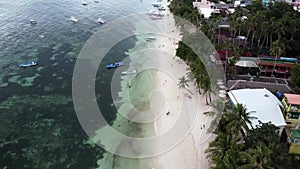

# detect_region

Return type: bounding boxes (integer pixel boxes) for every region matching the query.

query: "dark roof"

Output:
[213,4,234,9]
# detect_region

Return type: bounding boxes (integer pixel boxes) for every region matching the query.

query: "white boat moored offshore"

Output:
[98,18,105,24]
[70,16,78,23]
[150,15,163,20]
[82,1,88,5]
[19,61,38,68]
[146,37,156,41]
[30,20,37,24]
[122,70,136,75]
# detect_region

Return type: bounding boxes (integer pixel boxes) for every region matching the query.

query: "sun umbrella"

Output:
[219,85,226,89]
[219,93,226,98]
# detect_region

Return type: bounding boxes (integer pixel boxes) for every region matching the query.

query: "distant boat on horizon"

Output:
[19,61,38,68]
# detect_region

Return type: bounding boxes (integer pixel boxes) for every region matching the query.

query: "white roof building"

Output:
[228,88,286,132]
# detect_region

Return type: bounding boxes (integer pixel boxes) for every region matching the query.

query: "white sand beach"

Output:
[150,1,216,169]
[96,1,216,168]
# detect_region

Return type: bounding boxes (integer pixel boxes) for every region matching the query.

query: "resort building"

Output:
[193,0,234,18]
[228,88,286,133]
[234,57,260,76]
[280,93,300,154]
[262,0,275,6]
[258,57,298,79]
[287,128,300,154]
[281,93,300,128]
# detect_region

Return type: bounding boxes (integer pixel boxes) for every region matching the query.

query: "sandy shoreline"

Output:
[96,0,215,168]
[150,1,215,169]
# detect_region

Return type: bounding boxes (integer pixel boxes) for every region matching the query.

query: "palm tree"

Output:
[223,39,232,77]
[228,46,242,78]
[255,11,266,50]
[204,99,226,133]
[177,76,189,89]
[269,17,276,48]
[273,19,287,41]
[223,147,255,169]
[269,40,286,77]
[189,59,208,95]
[245,14,254,49]
[206,132,240,169]
[249,13,258,49]
[186,67,202,95]
[186,68,195,82]
[246,142,274,169]
[224,104,257,136]
[201,76,212,105]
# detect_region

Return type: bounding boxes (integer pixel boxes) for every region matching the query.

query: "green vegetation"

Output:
[169,0,204,27]
[176,42,212,104]
[237,2,300,56]
[205,102,300,169]
[170,0,300,85]
[169,0,300,168]
[291,64,300,94]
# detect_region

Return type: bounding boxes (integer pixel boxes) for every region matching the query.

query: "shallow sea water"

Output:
[0,0,160,168]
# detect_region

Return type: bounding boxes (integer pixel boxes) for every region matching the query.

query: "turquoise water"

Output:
[94,33,159,169]
[0,0,156,168]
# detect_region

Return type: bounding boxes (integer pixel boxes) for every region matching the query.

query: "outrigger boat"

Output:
[19,61,38,68]
[106,62,124,69]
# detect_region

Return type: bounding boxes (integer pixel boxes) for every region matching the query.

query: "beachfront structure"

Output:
[193,0,235,18]
[258,57,298,79]
[281,93,300,154]
[292,2,300,12]
[262,0,275,6]
[286,128,300,154]
[234,57,260,75]
[193,0,216,18]
[234,0,252,7]
[281,93,300,128]
[228,88,286,134]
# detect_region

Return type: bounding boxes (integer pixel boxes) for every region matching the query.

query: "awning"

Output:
[235,60,258,68]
